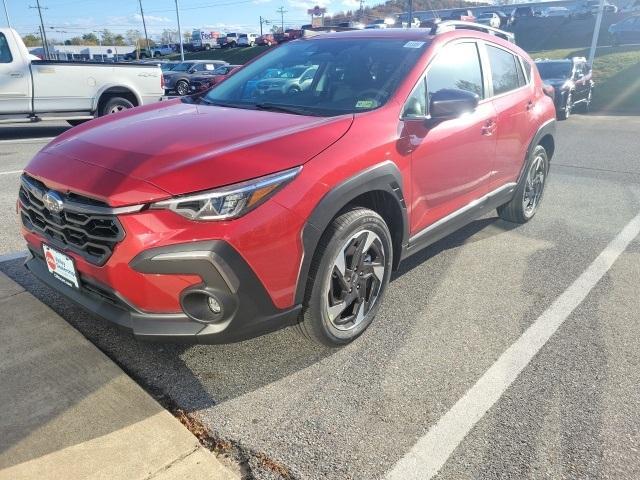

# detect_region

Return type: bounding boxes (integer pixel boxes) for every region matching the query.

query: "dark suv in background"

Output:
[536,57,593,119]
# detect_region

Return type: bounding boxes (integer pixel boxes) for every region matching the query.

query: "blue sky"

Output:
[3,0,361,41]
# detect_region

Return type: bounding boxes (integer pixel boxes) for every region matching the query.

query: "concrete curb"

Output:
[0,272,239,480]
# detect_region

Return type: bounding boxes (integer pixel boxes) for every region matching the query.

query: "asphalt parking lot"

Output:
[1,116,639,479]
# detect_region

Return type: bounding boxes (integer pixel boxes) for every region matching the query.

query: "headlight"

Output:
[150,166,301,221]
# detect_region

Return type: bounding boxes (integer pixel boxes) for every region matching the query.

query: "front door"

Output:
[401,41,496,235]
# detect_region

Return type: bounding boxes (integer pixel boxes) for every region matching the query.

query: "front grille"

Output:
[19,174,125,265]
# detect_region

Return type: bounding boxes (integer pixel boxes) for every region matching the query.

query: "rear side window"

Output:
[487,45,522,95]
[0,33,13,63]
[521,58,533,83]
[426,42,484,101]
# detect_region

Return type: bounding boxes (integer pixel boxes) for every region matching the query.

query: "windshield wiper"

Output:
[254,102,317,116]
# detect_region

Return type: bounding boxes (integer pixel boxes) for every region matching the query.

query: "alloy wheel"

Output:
[108,104,128,114]
[176,81,189,96]
[324,230,386,331]
[522,154,546,217]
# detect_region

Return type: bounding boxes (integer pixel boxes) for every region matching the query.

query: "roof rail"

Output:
[431,21,516,44]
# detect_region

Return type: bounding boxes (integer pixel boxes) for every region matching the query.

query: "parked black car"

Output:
[163,60,228,96]
[535,57,593,120]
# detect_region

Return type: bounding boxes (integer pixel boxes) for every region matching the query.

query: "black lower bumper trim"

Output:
[25,240,301,344]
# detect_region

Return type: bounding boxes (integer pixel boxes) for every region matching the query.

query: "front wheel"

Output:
[497,144,549,224]
[175,80,189,96]
[557,91,572,120]
[297,208,393,347]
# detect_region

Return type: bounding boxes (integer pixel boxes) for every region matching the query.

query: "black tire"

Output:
[557,91,572,120]
[175,80,189,96]
[497,144,549,224]
[297,208,393,347]
[100,96,134,117]
[67,119,88,127]
[581,87,593,113]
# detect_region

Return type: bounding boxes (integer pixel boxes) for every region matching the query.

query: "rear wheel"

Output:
[100,96,134,116]
[497,145,549,224]
[297,208,393,347]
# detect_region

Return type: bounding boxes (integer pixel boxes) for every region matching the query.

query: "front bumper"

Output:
[25,240,301,344]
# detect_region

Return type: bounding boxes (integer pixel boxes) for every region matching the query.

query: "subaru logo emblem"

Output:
[43,190,64,214]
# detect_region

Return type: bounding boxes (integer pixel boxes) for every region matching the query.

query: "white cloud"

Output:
[341,0,360,8]
[287,0,331,12]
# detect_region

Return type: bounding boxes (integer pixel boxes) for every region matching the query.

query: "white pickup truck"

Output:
[0,28,164,126]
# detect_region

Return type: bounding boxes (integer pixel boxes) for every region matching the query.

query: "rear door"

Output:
[402,40,497,235]
[481,42,535,190]
[0,31,31,114]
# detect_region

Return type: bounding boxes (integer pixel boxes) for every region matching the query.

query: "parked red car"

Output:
[256,34,277,46]
[189,65,242,94]
[20,26,555,346]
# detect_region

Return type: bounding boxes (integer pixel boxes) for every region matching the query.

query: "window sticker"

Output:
[355,100,377,109]
[403,41,425,49]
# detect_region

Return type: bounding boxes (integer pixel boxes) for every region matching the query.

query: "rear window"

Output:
[0,33,13,63]
[487,45,522,95]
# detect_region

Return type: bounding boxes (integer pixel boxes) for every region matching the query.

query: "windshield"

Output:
[199,37,428,116]
[171,62,193,72]
[536,61,572,79]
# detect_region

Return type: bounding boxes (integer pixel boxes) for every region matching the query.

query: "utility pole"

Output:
[408,0,413,28]
[174,0,184,61]
[138,0,150,56]
[2,0,10,28]
[587,0,605,67]
[359,0,365,22]
[30,0,49,59]
[259,16,270,36]
[276,6,287,33]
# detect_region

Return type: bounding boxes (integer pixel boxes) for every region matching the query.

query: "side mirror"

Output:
[429,88,479,121]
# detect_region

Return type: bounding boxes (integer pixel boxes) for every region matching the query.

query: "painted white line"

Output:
[0,169,22,176]
[386,210,640,480]
[0,251,27,263]
[0,137,54,145]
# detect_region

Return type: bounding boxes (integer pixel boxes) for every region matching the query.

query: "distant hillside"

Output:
[325,0,486,25]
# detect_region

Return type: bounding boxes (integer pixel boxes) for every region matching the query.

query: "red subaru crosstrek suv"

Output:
[19,25,556,346]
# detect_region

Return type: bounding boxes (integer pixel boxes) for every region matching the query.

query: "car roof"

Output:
[308,27,520,52]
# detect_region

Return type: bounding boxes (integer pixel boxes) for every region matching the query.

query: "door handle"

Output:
[481,119,497,136]
[526,100,534,111]
[9,72,23,78]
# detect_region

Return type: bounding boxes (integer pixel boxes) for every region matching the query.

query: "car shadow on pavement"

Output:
[394,216,519,279]
[0,258,335,411]
[0,125,71,141]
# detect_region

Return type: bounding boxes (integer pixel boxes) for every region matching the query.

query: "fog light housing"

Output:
[207,296,222,314]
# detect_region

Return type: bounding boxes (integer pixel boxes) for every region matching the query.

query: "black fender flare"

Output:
[518,118,556,185]
[294,161,409,305]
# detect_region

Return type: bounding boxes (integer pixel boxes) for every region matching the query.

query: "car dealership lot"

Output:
[1,116,639,479]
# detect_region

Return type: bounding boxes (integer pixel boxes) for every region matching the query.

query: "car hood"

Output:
[28,100,353,205]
